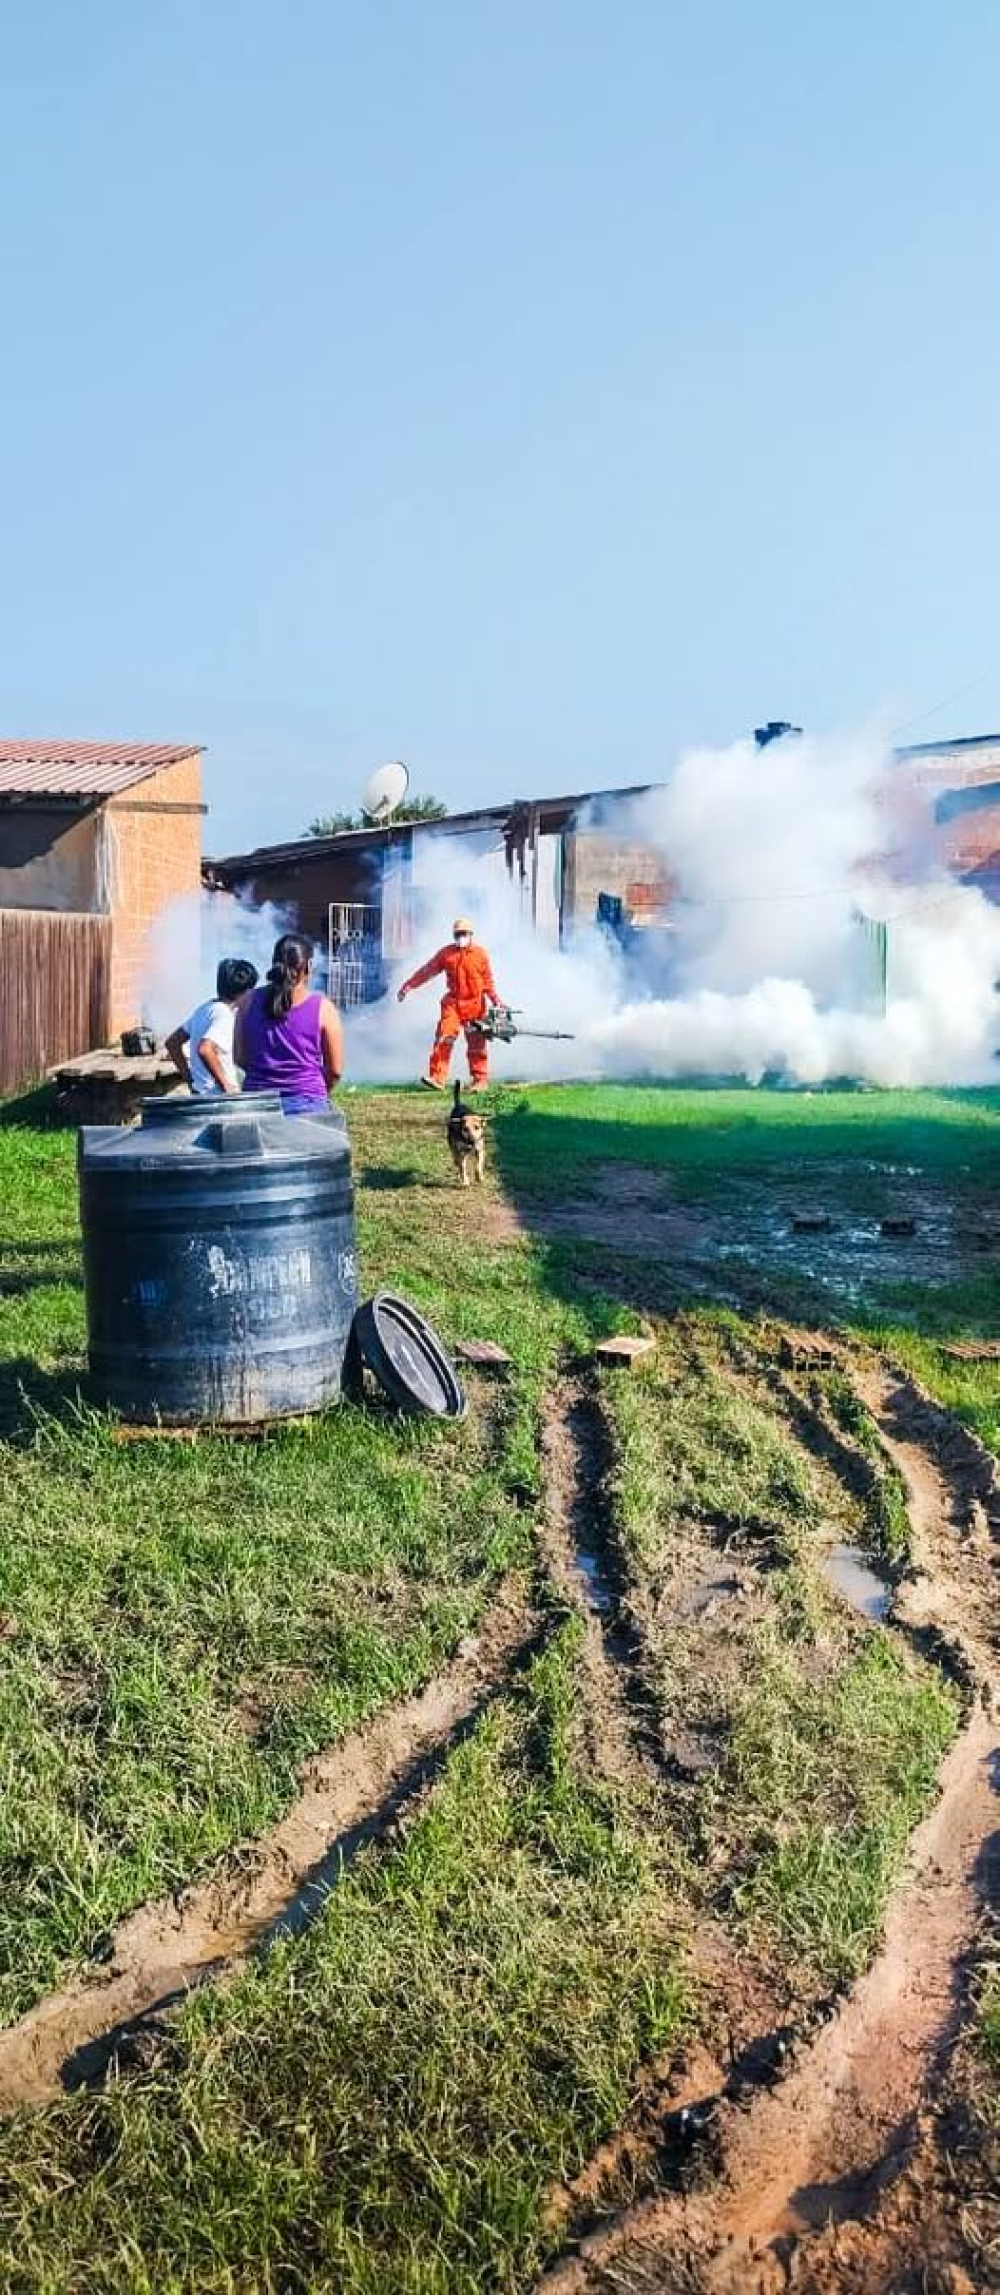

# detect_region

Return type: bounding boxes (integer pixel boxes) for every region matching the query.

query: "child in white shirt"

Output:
[166,958,259,1096]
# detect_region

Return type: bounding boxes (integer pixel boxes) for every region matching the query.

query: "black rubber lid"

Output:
[351,1292,467,1420]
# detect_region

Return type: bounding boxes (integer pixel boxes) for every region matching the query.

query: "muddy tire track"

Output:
[539,1377,658,1787]
[544,1703,997,2291]
[0,1363,647,2115]
[715,1324,995,1680]
[873,1360,1000,1567]
[540,1367,1000,2294]
[709,1320,910,1570]
[708,1701,997,2287]
[854,1356,1000,1680]
[0,1586,536,2115]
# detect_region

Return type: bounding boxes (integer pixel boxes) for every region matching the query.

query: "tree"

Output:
[393,793,449,824]
[305,794,448,837]
[305,808,362,837]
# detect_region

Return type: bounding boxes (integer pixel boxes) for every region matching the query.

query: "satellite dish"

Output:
[361,760,409,823]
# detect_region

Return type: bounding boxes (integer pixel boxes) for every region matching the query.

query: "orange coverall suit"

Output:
[401,941,498,1085]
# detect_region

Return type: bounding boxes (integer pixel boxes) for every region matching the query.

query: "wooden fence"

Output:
[0,909,112,1098]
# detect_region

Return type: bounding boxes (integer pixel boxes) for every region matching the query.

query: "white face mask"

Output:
[455,933,471,948]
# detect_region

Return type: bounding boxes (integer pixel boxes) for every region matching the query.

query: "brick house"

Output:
[0,740,204,1090]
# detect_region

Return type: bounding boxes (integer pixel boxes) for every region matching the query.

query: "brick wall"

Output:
[898,741,1000,889]
[948,805,1000,875]
[106,752,204,1032]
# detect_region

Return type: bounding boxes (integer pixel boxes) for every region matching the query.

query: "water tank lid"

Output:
[351,1292,467,1420]
[140,1091,284,1126]
[79,1091,350,1173]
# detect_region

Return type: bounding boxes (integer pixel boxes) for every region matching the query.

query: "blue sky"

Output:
[1,1,998,849]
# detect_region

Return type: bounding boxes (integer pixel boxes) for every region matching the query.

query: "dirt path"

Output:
[542,1361,1000,2294]
[0,1586,535,2115]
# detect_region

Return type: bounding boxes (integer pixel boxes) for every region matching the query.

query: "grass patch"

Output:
[0,1097,595,2018]
[603,1327,958,1991]
[729,1634,958,1986]
[0,1078,988,2280]
[0,1403,527,2021]
[0,1635,689,2294]
[820,1373,911,1562]
[608,1331,822,1569]
[491,1082,999,1205]
[977,1967,1000,2083]
[866,1466,911,1565]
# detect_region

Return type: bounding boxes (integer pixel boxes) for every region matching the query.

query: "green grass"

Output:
[977,1968,1000,2084]
[491,1079,1000,1363]
[0,1078,989,2284]
[0,1096,610,2016]
[0,1634,688,2294]
[609,1331,820,1567]
[603,1326,959,1989]
[0,1406,526,2020]
[865,1463,911,1565]
[730,1634,957,1984]
[489,1081,999,1201]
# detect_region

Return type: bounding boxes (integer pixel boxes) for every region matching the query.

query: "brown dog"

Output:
[447,1081,486,1187]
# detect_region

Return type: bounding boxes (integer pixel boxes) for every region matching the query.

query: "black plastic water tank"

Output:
[78,1094,358,1424]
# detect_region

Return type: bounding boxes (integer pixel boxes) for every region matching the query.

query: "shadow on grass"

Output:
[0,1085,60,1130]
[0,1238,78,1258]
[0,1238,82,1299]
[0,1269,82,1298]
[0,1356,88,1444]
[490,1088,999,1196]
[359,1166,440,1193]
[490,1089,1000,1341]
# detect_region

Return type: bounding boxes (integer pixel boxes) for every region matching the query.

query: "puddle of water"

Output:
[575,1548,614,1615]
[681,1572,742,1620]
[822,1542,891,1623]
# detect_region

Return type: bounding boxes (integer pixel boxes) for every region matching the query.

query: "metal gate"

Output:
[327,903,384,1007]
[853,909,889,1016]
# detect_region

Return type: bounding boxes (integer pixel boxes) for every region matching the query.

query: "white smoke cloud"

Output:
[143,729,1000,1090]
[629,729,883,997]
[589,730,1000,1087]
[143,890,292,1034]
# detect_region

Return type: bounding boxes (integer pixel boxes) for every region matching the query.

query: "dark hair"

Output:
[216,956,259,1002]
[265,932,313,1018]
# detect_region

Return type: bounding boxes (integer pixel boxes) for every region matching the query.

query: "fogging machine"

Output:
[468,1001,574,1045]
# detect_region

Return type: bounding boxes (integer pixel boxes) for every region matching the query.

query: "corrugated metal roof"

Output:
[0,740,203,801]
[206,783,658,880]
[896,732,1000,755]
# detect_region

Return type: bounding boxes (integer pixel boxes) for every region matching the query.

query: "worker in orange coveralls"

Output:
[397,917,500,1089]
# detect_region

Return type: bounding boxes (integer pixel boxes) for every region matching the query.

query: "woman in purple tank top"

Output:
[235,934,345,1116]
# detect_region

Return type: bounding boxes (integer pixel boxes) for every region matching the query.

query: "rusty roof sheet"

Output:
[206,783,659,879]
[0,740,203,801]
